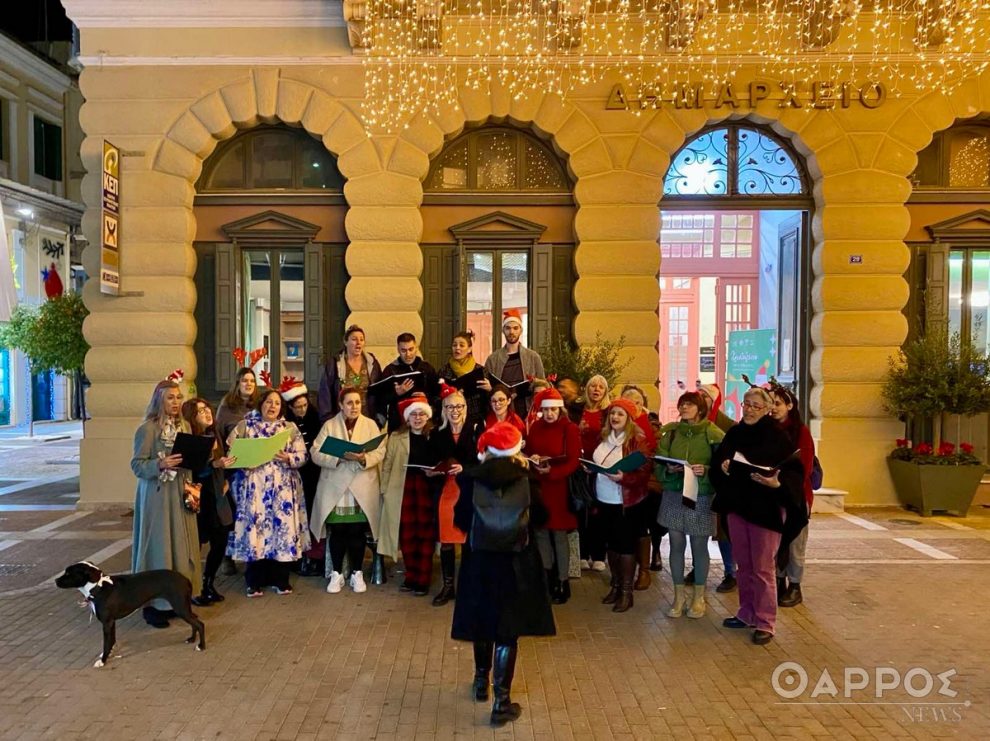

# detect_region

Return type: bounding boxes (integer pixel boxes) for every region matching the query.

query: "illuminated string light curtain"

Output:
[357,1,990,130]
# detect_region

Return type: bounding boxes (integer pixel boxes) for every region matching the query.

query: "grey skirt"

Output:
[658,489,716,537]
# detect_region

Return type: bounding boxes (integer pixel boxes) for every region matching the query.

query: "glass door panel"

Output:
[949,250,964,339]
[501,252,529,349]
[971,251,990,356]
[466,251,495,364]
[243,251,272,378]
[279,251,305,381]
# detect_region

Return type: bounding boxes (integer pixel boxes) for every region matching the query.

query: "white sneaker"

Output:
[591,560,607,572]
[326,571,345,594]
[349,571,367,593]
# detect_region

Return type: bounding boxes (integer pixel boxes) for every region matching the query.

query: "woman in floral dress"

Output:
[226,388,310,596]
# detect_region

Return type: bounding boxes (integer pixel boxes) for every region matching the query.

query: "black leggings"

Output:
[642,491,667,551]
[202,527,230,582]
[597,498,650,555]
[245,559,290,590]
[329,521,370,574]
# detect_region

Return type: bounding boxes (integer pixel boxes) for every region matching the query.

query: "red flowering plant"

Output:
[889,438,982,466]
[883,329,990,466]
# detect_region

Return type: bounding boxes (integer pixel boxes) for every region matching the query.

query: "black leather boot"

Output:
[202,577,225,603]
[490,644,522,726]
[601,550,621,604]
[546,569,560,601]
[191,578,213,606]
[613,554,637,613]
[298,556,320,577]
[553,578,571,605]
[432,548,456,606]
[370,541,387,585]
[472,641,493,701]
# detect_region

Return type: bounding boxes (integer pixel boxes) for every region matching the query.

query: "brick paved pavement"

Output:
[1,438,988,739]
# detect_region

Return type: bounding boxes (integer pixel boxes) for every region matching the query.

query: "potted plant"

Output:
[882,329,990,516]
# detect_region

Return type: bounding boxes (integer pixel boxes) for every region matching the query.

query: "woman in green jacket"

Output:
[655,391,724,619]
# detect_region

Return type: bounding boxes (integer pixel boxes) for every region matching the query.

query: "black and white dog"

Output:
[55,561,206,668]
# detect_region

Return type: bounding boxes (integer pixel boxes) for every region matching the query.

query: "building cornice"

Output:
[0,35,74,93]
[61,0,345,28]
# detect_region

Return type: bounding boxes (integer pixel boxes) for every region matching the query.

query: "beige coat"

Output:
[309,414,386,542]
[377,429,411,559]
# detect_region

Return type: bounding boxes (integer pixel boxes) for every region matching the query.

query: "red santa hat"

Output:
[502,308,523,329]
[279,375,308,403]
[165,368,184,383]
[477,421,524,460]
[439,381,459,401]
[536,387,564,409]
[399,392,432,422]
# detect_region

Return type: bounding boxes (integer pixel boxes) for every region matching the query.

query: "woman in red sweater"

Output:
[769,384,815,608]
[526,388,581,604]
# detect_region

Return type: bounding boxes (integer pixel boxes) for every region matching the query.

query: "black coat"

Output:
[373,356,441,431]
[710,415,808,549]
[451,458,556,644]
[286,402,321,513]
[438,363,490,429]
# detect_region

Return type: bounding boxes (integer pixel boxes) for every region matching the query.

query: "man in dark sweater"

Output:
[373,332,440,431]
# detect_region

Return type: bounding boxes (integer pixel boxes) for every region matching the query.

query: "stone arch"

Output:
[383,81,662,392]
[81,70,387,419]
[618,97,915,497]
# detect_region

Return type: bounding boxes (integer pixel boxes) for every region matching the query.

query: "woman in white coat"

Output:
[310,387,386,594]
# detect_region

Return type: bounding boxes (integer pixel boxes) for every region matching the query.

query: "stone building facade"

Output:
[62,0,990,507]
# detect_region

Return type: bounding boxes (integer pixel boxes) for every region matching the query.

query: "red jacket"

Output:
[617,426,654,508]
[782,419,816,507]
[526,417,581,530]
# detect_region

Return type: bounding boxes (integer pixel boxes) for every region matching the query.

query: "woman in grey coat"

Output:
[131,380,203,628]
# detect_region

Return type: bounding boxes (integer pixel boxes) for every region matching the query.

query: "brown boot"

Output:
[613,554,637,613]
[634,536,652,591]
[601,551,621,604]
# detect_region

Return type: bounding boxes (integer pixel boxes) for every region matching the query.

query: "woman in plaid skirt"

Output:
[379,393,438,595]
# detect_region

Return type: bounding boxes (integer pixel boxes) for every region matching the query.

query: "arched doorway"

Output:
[192,125,348,397]
[419,124,575,367]
[659,124,813,421]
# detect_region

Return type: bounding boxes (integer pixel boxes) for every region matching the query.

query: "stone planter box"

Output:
[886,458,984,517]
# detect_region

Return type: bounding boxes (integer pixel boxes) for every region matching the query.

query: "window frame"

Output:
[195,126,345,199]
[32,112,63,182]
[424,125,573,205]
[910,121,990,201]
[662,124,810,208]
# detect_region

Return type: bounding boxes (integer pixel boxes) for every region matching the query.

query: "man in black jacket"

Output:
[372,333,441,431]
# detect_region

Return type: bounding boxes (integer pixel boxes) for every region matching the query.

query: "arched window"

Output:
[912,123,990,189]
[419,125,576,367]
[425,126,570,195]
[663,126,807,198]
[197,126,344,192]
[659,124,812,421]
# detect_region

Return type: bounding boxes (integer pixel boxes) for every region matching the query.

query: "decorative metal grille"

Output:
[664,126,805,198]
